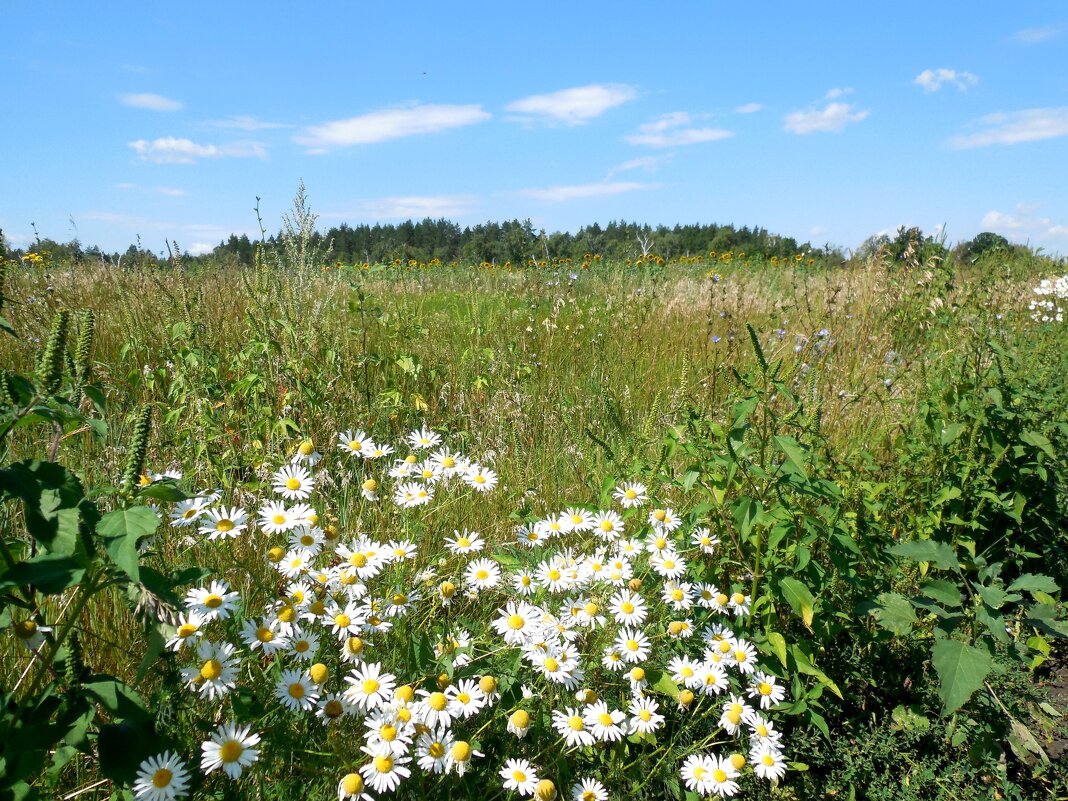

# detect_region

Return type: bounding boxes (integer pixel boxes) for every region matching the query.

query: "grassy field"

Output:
[2,223,1067,800]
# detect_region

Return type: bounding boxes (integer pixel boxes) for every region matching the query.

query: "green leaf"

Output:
[82,677,151,722]
[920,579,962,608]
[136,480,189,502]
[733,496,761,541]
[1020,430,1055,459]
[0,554,86,594]
[891,704,931,732]
[975,584,1008,610]
[98,507,159,583]
[765,631,788,669]
[0,460,93,557]
[651,671,681,700]
[931,639,993,715]
[779,577,815,628]
[791,645,843,699]
[889,539,958,571]
[870,592,917,635]
[774,435,809,478]
[97,719,163,784]
[1008,573,1059,594]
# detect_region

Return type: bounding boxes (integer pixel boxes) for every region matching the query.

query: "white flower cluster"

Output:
[1029,274,1068,323]
[130,425,792,800]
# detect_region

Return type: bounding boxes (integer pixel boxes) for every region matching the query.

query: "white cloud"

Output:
[1012,25,1062,43]
[120,92,183,111]
[734,102,763,114]
[187,242,216,255]
[604,155,672,180]
[784,102,869,134]
[949,107,1068,148]
[914,68,978,93]
[518,181,653,202]
[115,183,187,196]
[128,137,267,163]
[342,195,478,220]
[294,104,489,149]
[980,205,1068,240]
[505,84,637,126]
[207,115,291,131]
[625,112,733,147]
[825,87,853,100]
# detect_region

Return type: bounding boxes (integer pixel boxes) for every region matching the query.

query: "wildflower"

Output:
[364,709,415,754]
[415,731,453,774]
[445,529,484,554]
[273,463,314,500]
[747,671,787,709]
[608,589,648,626]
[446,740,483,776]
[359,743,411,793]
[728,591,751,617]
[649,550,686,580]
[552,706,596,748]
[276,668,319,712]
[500,758,539,796]
[663,581,694,611]
[413,689,455,731]
[463,463,498,491]
[691,526,718,554]
[464,557,501,590]
[182,640,239,700]
[344,662,397,714]
[668,655,702,689]
[507,708,532,738]
[629,695,665,735]
[591,510,624,540]
[747,742,789,782]
[337,772,372,801]
[747,713,783,747]
[316,693,353,726]
[513,571,538,595]
[165,612,204,652]
[616,628,651,663]
[184,581,240,622]
[493,601,544,645]
[387,539,417,562]
[728,638,758,674]
[200,722,261,780]
[394,481,433,507]
[365,442,394,460]
[719,695,754,735]
[571,777,608,801]
[447,678,487,719]
[199,506,249,540]
[613,481,648,508]
[240,618,289,656]
[291,439,322,466]
[338,430,373,457]
[407,425,442,450]
[584,702,626,742]
[649,507,682,532]
[564,507,595,531]
[169,496,210,528]
[133,751,190,801]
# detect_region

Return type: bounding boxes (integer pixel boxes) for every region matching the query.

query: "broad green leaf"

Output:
[889,539,958,571]
[82,677,151,722]
[931,639,993,715]
[0,554,86,594]
[651,671,681,700]
[765,630,788,669]
[136,480,189,502]
[97,719,163,784]
[1008,573,1059,594]
[733,496,761,540]
[774,435,809,478]
[790,645,843,699]
[920,579,962,608]
[0,461,92,557]
[891,704,931,732]
[98,507,159,583]
[975,584,1008,610]
[779,577,815,627]
[871,592,917,635]
[1020,430,1055,459]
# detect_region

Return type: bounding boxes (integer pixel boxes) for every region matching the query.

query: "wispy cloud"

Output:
[734,102,763,114]
[1012,25,1062,44]
[330,195,479,220]
[825,87,853,100]
[914,68,978,93]
[784,101,869,134]
[505,84,637,126]
[206,115,292,131]
[981,204,1067,240]
[120,92,183,112]
[625,112,732,147]
[949,107,1068,148]
[518,181,653,202]
[115,183,187,196]
[604,155,672,180]
[294,104,489,149]
[128,137,267,163]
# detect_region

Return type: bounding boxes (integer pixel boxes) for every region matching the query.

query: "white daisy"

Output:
[273,463,314,500]
[132,751,190,801]
[359,744,411,793]
[613,481,648,508]
[198,506,248,540]
[184,581,240,621]
[276,668,319,712]
[200,722,260,780]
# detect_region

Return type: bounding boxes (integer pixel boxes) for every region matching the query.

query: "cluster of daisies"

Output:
[127,427,789,800]
[1029,273,1068,323]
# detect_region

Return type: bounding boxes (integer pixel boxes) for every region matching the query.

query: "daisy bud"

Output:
[309,663,329,685]
[576,688,598,705]
[339,772,365,798]
[395,685,415,703]
[668,621,686,636]
[436,672,451,690]
[628,578,643,592]
[729,753,746,771]
[678,689,695,708]
[479,675,497,694]
[535,779,557,801]
[439,581,456,599]
[266,546,285,563]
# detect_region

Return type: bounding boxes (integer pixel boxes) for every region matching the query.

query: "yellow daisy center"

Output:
[598,712,614,726]
[215,519,234,532]
[334,614,351,629]
[200,659,223,680]
[177,623,197,638]
[428,692,448,711]
[152,768,173,788]
[256,627,274,642]
[285,478,301,490]
[713,769,728,783]
[429,741,446,758]
[508,614,524,630]
[362,678,380,695]
[349,553,368,567]
[219,740,243,763]
[324,699,343,718]
[288,682,305,699]
[373,755,393,773]
[568,715,585,730]
[625,489,637,499]
[340,773,363,794]
[451,742,471,762]
[204,594,223,608]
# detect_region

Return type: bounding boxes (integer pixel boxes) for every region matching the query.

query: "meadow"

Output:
[2,208,1068,801]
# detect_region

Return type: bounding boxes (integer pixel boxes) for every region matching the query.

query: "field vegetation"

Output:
[1,196,1067,801]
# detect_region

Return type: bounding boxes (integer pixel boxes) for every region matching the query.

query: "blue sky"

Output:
[2,2,1066,256]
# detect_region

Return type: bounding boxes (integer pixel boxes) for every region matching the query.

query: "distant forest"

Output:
[210,218,815,266]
